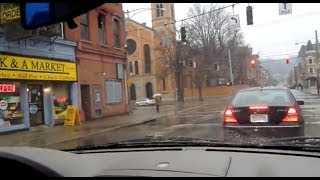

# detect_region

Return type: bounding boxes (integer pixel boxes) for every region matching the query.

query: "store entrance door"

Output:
[81,84,91,120]
[28,85,44,126]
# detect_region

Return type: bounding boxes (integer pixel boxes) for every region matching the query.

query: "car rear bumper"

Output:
[223,124,305,140]
[223,124,303,128]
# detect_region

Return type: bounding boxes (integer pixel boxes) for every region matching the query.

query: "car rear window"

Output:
[231,89,294,107]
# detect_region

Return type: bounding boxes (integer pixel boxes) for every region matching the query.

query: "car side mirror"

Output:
[297,100,304,105]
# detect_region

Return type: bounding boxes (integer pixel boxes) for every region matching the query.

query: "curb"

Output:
[44,114,169,147]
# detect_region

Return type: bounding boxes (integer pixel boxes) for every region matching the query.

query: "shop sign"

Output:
[0,3,20,23]
[0,100,8,110]
[64,105,81,126]
[0,55,77,81]
[0,84,15,92]
[29,104,38,114]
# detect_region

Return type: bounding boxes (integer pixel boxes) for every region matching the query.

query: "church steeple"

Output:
[151,3,176,32]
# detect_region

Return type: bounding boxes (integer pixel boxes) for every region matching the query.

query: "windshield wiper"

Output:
[63,136,253,152]
[65,136,320,153]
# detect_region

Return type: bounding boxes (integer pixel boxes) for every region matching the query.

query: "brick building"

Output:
[126,3,177,101]
[64,3,128,120]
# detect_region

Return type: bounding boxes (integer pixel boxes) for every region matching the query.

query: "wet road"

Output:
[48,90,320,150]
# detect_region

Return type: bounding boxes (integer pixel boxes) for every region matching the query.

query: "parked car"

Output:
[135,98,156,106]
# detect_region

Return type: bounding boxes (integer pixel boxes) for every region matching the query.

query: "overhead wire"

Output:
[126,3,320,33]
[125,3,240,33]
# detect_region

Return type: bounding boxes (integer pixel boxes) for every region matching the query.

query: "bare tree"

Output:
[183,3,245,100]
[155,38,193,102]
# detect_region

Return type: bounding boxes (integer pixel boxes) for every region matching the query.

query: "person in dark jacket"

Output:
[155,96,161,113]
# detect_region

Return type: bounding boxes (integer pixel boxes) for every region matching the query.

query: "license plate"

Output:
[250,114,268,123]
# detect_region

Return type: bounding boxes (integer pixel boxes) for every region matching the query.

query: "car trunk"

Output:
[232,106,291,125]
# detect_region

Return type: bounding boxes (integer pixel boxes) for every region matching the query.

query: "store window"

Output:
[0,82,24,128]
[105,80,123,103]
[53,83,71,125]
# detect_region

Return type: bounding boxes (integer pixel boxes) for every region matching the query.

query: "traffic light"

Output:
[251,60,256,68]
[246,6,253,25]
[286,58,289,64]
[180,26,186,42]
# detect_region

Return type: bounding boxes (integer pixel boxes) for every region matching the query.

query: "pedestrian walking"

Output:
[155,96,161,113]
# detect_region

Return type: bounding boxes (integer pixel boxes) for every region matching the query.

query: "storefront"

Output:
[0,54,78,133]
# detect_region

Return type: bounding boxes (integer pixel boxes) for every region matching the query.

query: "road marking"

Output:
[176,114,219,117]
[177,110,223,115]
[177,104,209,113]
[153,123,222,137]
[305,122,320,124]
[303,115,320,117]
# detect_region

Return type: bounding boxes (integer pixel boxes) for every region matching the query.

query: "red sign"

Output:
[0,84,15,92]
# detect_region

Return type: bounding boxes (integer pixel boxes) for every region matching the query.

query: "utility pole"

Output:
[179,42,185,103]
[124,10,132,113]
[228,49,234,86]
[316,30,320,94]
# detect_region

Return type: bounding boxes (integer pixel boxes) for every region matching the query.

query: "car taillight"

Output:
[282,107,298,122]
[224,108,237,123]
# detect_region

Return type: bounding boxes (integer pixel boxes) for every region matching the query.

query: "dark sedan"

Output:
[223,86,305,141]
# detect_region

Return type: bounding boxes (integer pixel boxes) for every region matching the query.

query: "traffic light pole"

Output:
[228,49,234,88]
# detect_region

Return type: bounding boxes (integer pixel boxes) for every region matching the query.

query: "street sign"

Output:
[229,14,240,29]
[64,105,81,126]
[279,3,292,15]
[0,3,20,23]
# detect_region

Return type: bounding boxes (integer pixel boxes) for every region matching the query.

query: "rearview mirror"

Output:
[20,1,106,30]
[297,100,304,105]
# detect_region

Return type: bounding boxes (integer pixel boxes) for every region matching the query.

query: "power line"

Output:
[125,3,240,33]
[259,52,299,58]
[244,11,320,29]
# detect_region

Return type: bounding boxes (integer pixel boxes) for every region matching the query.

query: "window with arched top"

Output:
[98,14,106,44]
[156,4,164,17]
[113,18,121,48]
[144,45,151,74]
[80,13,89,40]
[156,4,160,17]
[134,61,139,75]
[160,4,164,16]
[171,5,174,18]
[162,78,166,90]
[129,62,133,75]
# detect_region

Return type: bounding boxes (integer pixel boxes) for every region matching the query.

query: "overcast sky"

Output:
[123,3,320,60]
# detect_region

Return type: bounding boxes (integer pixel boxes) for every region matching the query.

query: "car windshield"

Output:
[1,3,320,152]
[231,89,295,107]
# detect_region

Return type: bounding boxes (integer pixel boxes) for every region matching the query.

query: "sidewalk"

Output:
[303,87,320,95]
[0,107,172,148]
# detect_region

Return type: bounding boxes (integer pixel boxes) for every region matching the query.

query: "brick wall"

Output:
[184,85,248,99]
[64,3,128,119]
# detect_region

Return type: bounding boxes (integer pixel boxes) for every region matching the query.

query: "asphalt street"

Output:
[48,90,320,150]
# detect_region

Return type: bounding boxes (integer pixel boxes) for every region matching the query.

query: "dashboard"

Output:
[1,146,320,177]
